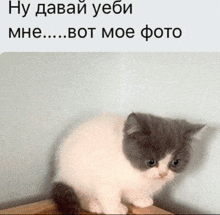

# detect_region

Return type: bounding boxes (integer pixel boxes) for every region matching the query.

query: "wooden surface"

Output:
[0,199,171,214]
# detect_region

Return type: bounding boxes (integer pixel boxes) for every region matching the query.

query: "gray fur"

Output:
[123,112,205,172]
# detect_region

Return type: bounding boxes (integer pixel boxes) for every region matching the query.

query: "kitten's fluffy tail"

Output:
[51,182,80,214]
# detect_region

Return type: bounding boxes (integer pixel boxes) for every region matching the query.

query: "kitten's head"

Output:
[123,112,205,182]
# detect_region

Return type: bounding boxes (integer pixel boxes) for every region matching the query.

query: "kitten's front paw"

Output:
[103,203,128,214]
[133,197,153,208]
[88,201,102,214]
[113,204,128,214]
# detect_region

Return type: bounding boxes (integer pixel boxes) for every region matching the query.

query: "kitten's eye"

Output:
[146,159,157,167]
[172,159,179,166]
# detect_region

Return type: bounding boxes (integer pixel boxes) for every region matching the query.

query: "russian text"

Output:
[141,25,182,41]
[9,0,30,17]
[9,28,42,38]
[93,0,132,17]
[102,27,135,38]
[68,27,96,38]
[36,0,86,16]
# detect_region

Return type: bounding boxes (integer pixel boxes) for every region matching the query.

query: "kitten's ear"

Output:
[125,112,151,136]
[125,113,141,135]
[185,123,206,140]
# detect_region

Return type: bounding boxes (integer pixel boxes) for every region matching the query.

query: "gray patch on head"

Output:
[123,112,205,172]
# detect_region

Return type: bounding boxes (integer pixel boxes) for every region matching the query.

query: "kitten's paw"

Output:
[116,204,128,214]
[88,201,102,214]
[112,204,128,214]
[103,203,128,214]
[133,197,153,208]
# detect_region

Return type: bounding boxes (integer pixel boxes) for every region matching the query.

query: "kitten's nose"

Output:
[159,172,167,178]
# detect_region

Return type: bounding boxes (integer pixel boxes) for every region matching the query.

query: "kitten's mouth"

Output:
[158,176,166,180]
[158,174,169,181]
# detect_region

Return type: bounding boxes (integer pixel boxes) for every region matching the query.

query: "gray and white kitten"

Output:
[51,112,204,214]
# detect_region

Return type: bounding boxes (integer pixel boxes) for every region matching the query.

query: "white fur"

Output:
[55,113,175,214]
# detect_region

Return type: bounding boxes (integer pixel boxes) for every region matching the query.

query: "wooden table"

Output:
[0,199,171,214]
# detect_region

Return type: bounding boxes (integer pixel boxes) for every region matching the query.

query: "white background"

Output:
[1,0,220,52]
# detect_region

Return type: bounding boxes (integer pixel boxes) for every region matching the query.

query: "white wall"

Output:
[1,53,220,213]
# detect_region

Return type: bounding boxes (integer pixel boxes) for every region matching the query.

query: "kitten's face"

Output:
[123,112,204,182]
[141,154,176,182]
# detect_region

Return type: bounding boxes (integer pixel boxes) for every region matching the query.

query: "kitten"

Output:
[51,112,204,214]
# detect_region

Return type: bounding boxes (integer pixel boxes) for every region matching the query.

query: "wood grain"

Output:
[0,199,171,214]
